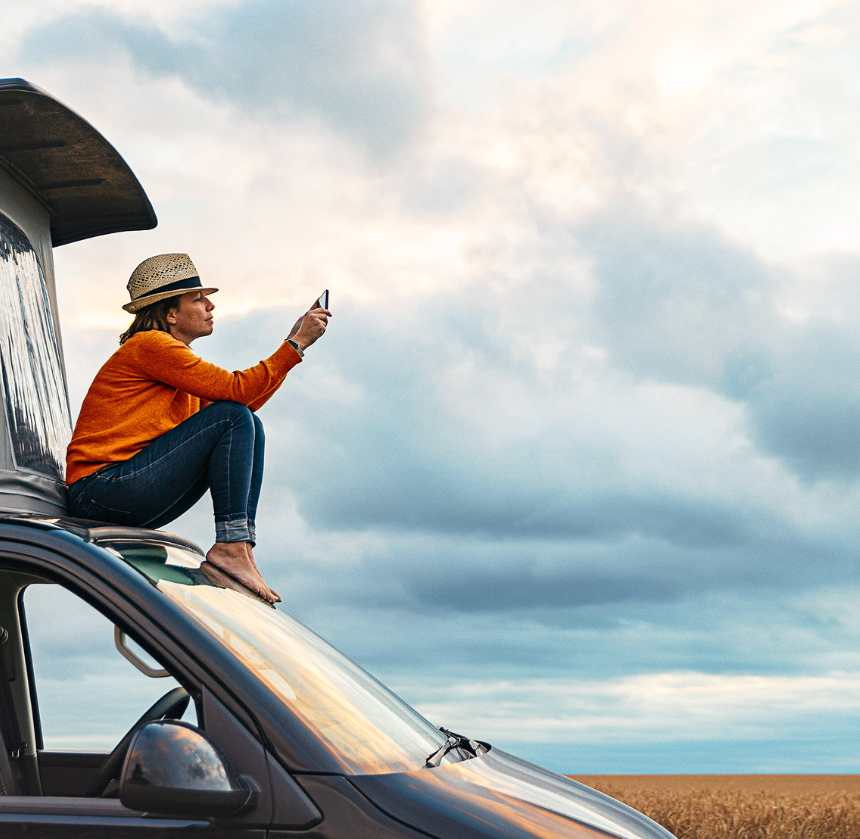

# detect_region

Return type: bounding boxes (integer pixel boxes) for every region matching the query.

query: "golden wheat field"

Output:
[569,774,860,839]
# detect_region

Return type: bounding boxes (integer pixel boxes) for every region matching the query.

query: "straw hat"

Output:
[123,253,219,313]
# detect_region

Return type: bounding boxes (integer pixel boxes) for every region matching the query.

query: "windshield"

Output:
[108,542,448,775]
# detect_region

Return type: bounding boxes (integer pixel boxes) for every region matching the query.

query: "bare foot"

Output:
[244,543,281,603]
[200,561,263,599]
[206,542,276,604]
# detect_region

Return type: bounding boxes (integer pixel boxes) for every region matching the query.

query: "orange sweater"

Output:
[65,330,302,485]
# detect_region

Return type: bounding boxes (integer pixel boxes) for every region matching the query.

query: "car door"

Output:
[0,555,269,838]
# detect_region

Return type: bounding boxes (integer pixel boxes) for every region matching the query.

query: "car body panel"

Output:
[350,748,674,839]
[280,775,431,838]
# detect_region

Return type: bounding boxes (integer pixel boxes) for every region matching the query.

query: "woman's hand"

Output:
[290,307,331,350]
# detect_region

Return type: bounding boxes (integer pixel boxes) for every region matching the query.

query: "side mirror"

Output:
[120,720,256,818]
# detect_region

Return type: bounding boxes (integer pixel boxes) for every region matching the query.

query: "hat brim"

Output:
[123,287,219,313]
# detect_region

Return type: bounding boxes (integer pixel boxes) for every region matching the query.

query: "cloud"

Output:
[411,670,860,772]
[741,325,860,482]
[33,0,860,773]
[414,670,860,744]
[197,302,763,543]
[572,207,860,485]
[130,298,857,631]
[19,0,430,160]
[577,207,776,394]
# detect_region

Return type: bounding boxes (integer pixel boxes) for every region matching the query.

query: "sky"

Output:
[3,0,860,773]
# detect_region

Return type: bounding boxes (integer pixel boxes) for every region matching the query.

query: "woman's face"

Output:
[167,291,215,344]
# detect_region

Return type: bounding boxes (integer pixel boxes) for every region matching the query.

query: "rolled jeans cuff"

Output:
[215,516,252,544]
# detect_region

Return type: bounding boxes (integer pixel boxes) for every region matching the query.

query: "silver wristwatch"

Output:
[286,338,304,358]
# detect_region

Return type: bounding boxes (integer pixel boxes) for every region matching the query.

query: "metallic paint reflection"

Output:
[350,748,676,839]
[124,721,233,792]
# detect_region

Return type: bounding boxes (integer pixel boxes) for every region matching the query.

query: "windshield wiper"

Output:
[425,727,487,768]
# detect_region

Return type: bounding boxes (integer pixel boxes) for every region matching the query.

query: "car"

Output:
[0,513,676,838]
[0,79,678,837]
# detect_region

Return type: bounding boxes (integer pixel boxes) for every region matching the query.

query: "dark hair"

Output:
[118,297,180,345]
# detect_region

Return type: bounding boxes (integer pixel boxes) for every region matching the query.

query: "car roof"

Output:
[0,511,204,556]
[0,77,157,246]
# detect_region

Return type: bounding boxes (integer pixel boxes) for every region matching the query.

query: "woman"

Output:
[65,253,330,603]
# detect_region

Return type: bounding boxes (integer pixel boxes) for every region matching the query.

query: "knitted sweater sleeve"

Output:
[129,332,302,406]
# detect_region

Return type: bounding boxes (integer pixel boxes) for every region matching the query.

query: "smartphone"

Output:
[312,289,330,311]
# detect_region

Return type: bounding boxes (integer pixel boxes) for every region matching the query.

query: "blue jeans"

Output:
[66,401,264,544]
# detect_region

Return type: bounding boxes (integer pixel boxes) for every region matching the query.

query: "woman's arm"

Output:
[129,331,302,405]
[246,381,280,412]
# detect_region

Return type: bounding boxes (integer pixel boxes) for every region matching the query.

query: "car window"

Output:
[23,583,198,752]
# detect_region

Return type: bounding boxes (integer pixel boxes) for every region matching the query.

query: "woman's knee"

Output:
[251,411,265,439]
[205,400,253,425]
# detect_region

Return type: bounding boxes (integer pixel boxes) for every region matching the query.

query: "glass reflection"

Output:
[0,212,71,478]
[158,580,447,775]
